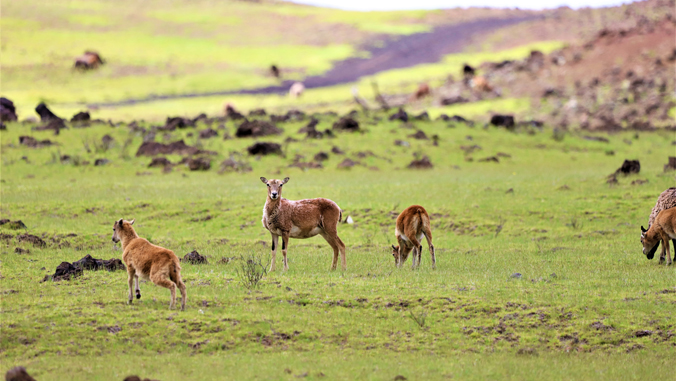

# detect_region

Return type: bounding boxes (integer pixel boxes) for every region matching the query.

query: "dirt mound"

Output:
[247,142,282,156]
[249,108,267,116]
[199,128,218,139]
[389,108,408,122]
[226,105,246,120]
[19,136,54,148]
[71,111,90,122]
[185,157,211,171]
[44,262,83,282]
[440,96,469,106]
[15,247,30,254]
[337,158,359,169]
[490,115,515,129]
[298,119,319,133]
[123,376,161,381]
[72,254,126,271]
[0,220,27,230]
[184,250,208,264]
[94,158,109,166]
[664,156,676,172]
[332,117,360,132]
[35,103,61,122]
[614,159,640,175]
[412,111,430,121]
[236,120,282,138]
[0,97,18,122]
[409,130,428,140]
[17,234,46,248]
[33,119,67,134]
[148,157,172,168]
[290,161,323,169]
[136,140,211,157]
[5,366,36,381]
[408,156,433,169]
[219,155,252,173]
[314,152,329,161]
[164,117,195,130]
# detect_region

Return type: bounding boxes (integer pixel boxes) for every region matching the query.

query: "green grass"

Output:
[1,112,675,379]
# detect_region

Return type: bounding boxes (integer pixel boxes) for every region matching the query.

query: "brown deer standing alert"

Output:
[391,205,435,268]
[260,177,346,271]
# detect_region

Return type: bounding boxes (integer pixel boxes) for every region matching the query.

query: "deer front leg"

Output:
[664,237,672,266]
[269,233,279,272]
[281,232,290,271]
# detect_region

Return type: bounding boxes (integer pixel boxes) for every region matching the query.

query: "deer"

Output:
[260,177,346,272]
[111,219,187,310]
[641,207,676,266]
[391,205,435,269]
[644,187,676,262]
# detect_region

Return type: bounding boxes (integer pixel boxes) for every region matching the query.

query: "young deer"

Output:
[391,205,435,268]
[641,207,676,265]
[260,177,346,271]
[112,219,187,310]
[645,187,676,261]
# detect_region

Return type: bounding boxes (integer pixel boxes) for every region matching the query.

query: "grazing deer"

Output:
[260,177,346,271]
[74,51,104,70]
[641,207,676,265]
[645,187,676,261]
[391,205,435,268]
[112,219,187,310]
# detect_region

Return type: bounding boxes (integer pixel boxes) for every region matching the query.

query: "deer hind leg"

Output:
[672,239,676,262]
[135,274,141,299]
[178,280,187,311]
[337,236,346,271]
[423,229,436,269]
[269,233,279,272]
[151,270,177,309]
[281,232,290,271]
[127,268,135,305]
[408,236,421,269]
[320,231,340,271]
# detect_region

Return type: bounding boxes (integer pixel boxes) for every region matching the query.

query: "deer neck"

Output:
[265,197,282,216]
[120,229,140,250]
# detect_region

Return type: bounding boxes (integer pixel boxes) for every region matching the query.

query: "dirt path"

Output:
[88,16,539,108]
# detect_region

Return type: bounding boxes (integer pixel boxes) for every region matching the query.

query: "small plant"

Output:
[408,309,427,328]
[552,128,565,142]
[236,252,269,289]
[568,217,582,230]
[494,216,506,238]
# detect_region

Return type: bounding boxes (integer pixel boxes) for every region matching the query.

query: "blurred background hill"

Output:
[1,0,674,123]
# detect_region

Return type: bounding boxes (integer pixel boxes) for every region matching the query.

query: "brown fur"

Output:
[391,205,435,268]
[471,76,493,93]
[646,187,676,261]
[74,51,104,70]
[260,177,346,271]
[112,219,187,310]
[641,207,676,265]
[410,83,431,101]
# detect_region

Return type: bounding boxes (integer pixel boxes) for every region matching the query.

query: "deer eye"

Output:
[267,184,270,187]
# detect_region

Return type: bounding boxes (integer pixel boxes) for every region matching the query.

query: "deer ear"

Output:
[391,244,397,250]
[260,177,268,184]
[283,177,290,184]
[641,225,647,233]
[117,219,124,227]
[129,219,135,225]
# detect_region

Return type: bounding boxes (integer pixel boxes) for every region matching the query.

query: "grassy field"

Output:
[1,109,675,379]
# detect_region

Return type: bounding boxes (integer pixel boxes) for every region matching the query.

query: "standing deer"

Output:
[260,177,346,271]
[391,205,435,269]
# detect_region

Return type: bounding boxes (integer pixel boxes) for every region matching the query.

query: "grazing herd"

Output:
[110,181,675,310]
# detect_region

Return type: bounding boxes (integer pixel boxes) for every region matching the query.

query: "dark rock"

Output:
[247,142,282,156]
[412,111,430,121]
[615,159,640,175]
[298,119,319,133]
[0,97,18,122]
[332,117,360,132]
[72,254,103,270]
[0,220,27,230]
[331,146,344,155]
[35,103,61,122]
[236,120,282,138]
[664,156,676,172]
[463,64,475,76]
[5,366,36,381]
[136,140,212,157]
[388,108,408,122]
[148,157,172,168]
[440,96,468,106]
[337,158,358,169]
[408,156,433,169]
[71,111,90,122]
[186,157,211,171]
[51,261,83,281]
[94,158,110,166]
[226,105,246,120]
[408,130,428,140]
[199,128,218,139]
[184,250,208,264]
[16,234,46,248]
[313,152,329,161]
[249,108,267,116]
[490,115,515,129]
